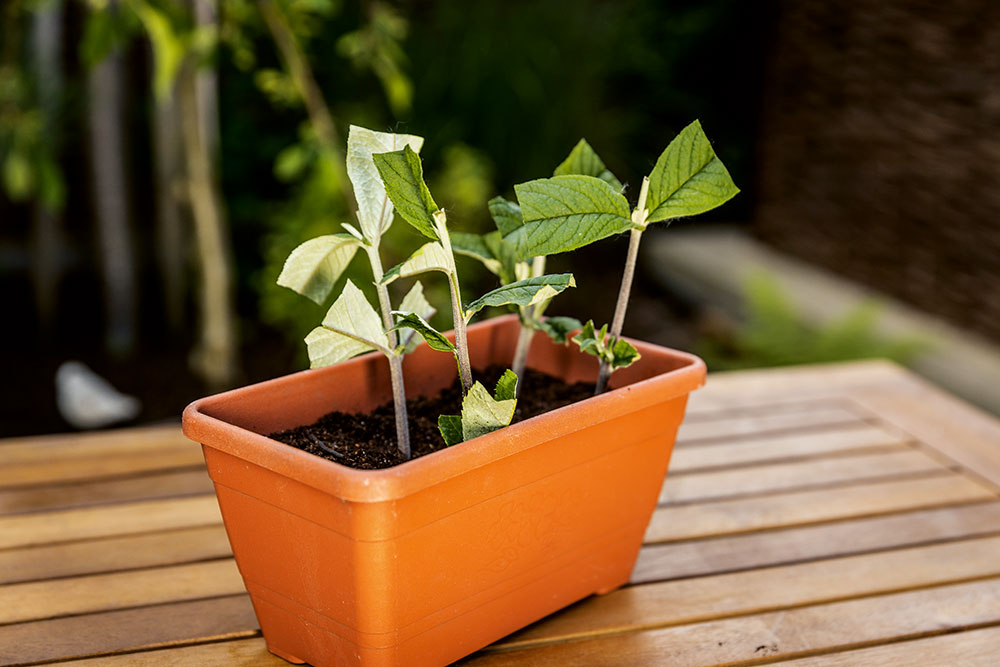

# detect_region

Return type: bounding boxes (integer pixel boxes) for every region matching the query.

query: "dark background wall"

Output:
[754,1,1000,343]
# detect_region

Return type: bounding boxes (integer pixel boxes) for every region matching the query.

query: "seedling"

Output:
[278,120,735,457]
[277,125,435,458]
[511,120,738,392]
[372,145,576,442]
[449,138,624,392]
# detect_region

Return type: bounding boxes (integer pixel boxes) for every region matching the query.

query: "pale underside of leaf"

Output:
[464,273,576,319]
[510,175,632,260]
[461,381,516,441]
[397,281,436,353]
[346,125,424,242]
[304,327,377,369]
[382,241,452,284]
[308,279,391,367]
[553,138,623,191]
[646,119,739,224]
[277,234,362,305]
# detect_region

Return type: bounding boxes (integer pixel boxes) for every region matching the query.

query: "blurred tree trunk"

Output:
[152,87,186,330]
[30,0,64,328]
[86,0,136,355]
[182,0,239,388]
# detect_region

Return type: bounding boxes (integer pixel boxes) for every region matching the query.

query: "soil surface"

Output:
[269,366,594,470]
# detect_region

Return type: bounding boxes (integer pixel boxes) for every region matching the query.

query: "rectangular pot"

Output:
[182,315,705,666]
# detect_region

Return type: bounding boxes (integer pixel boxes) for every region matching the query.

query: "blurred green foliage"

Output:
[698,272,929,371]
[3,0,760,357]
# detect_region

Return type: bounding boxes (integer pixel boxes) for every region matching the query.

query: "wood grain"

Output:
[634,501,1000,582]
[776,624,1000,666]
[0,495,222,549]
[492,535,1000,651]
[0,525,232,585]
[646,473,996,542]
[669,422,908,472]
[464,577,1000,666]
[0,467,213,515]
[660,449,947,504]
[0,559,244,624]
[45,637,286,666]
[0,595,257,666]
[677,405,865,443]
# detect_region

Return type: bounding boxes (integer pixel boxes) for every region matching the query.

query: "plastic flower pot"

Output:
[182,314,705,666]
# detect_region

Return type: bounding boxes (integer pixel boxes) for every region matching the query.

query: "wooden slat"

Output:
[646,473,996,543]
[0,595,256,666]
[677,405,865,443]
[44,637,285,667]
[776,625,1000,666]
[660,449,947,505]
[0,425,187,463]
[686,361,1000,488]
[0,559,245,624]
[0,525,232,585]
[490,535,1000,651]
[0,446,206,489]
[634,501,1000,582]
[682,398,846,420]
[465,577,1000,666]
[0,468,213,515]
[0,495,222,550]
[669,423,908,472]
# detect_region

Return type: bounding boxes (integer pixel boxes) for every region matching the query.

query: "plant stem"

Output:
[437,215,474,393]
[595,176,650,394]
[365,246,411,458]
[511,255,546,395]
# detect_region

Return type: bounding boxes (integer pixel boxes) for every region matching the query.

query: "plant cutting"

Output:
[183,120,733,667]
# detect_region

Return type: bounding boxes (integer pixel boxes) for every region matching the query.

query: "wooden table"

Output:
[4,360,1000,666]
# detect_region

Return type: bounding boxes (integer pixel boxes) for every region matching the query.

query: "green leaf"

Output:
[646,120,739,224]
[450,232,502,275]
[538,316,583,344]
[305,280,392,368]
[438,414,463,446]
[571,320,642,369]
[396,280,437,353]
[573,320,607,358]
[461,381,516,441]
[2,152,34,201]
[346,125,424,242]
[609,338,642,369]
[389,312,455,353]
[277,234,362,304]
[381,241,452,285]
[372,145,440,240]
[493,369,518,401]
[131,1,186,101]
[553,139,623,191]
[487,196,524,236]
[464,274,576,319]
[510,175,632,260]
[482,231,524,284]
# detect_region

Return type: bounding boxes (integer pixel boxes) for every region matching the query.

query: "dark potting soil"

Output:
[268,366,594,470]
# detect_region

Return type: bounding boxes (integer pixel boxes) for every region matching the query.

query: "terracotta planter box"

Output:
[182,315,705,666]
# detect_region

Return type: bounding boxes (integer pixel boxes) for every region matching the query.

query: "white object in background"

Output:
[56,361,142,429]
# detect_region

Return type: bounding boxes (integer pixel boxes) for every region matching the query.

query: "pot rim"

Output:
[183,315,705,502]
